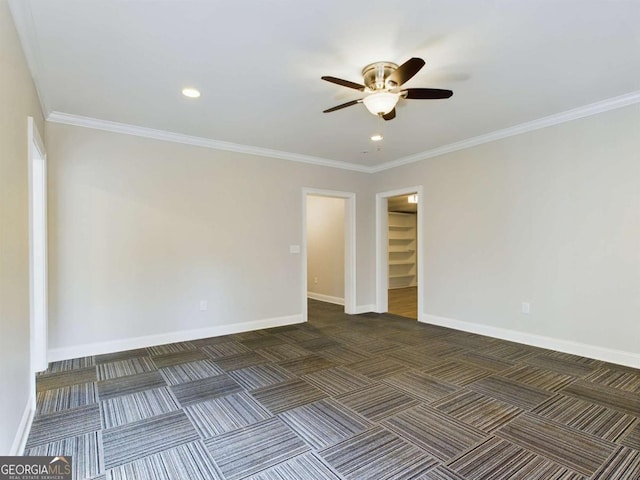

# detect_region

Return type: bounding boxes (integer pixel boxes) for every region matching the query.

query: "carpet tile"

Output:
[100,386,180,428]
[314,346,370,364]
[318,426,438,480]
[36,382,97,414]
[150,349,209,368]
[347,357,410,379]
[26,403,101,448]
[107,440,223,480]
[302,366,373,396]
[169,374,243,406]
[185,391,271,438]
[26,432,103,480]
[620,421,640,450]
[381,404,486,461]
[229,363,295,390]
[586,367,640,393]
[523,354,599,378]
[277,354,335,376]
[532,394,638,442]
[481,342,538,362]
[422,360,492,386]
[240,335,287,350]
[562,379,640,416]
[383,370,459,403]
[454,351,515,372]
[146,341,196,356]
[279,398,372,449]
[421,466,467,480]
[591,446,640,480]
[469,375,552,410]
[204,417,309,480]
[97,356,157,381]
[245,452,340,480]
[102,410,199,470]
[335,383,419,421]
[159,359,224,385]
[500,364,575,392]
[201,341,251,358]
[496,412,617,476]
[41,356,96,373]
[24,299,640,479]
[447,436,586,480]
[214,352,270,371]
[37,366,98,391]
[255,343,313,362]
[95,348,148,364]
[250,379,327,414]
[432,389,523,433]
[97,371,167,401]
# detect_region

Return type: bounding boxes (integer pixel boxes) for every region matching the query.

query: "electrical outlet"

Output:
[199,300,208,311]
[314,276,318,284]
[521,302,530,315]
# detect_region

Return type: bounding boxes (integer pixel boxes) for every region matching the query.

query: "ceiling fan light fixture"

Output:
[362,91,399,116]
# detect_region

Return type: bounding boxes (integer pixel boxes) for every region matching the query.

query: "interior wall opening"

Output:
[387,193,418,319]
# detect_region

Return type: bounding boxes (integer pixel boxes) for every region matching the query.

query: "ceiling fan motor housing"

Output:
[362,62,399,91]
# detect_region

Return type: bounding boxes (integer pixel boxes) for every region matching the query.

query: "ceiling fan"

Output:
[321,57,453,120]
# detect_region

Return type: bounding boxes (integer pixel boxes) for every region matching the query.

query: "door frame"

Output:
[375,185,423,318]
[302,188,356,320]
[28,116,48,380]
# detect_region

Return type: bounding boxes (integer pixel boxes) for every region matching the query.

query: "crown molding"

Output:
[8,0,51,117]
[46,112,371,173]
[47,90,639,175]
[370,90,640,173]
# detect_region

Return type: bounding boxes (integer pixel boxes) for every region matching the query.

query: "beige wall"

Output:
[374,104,640,355]
[46,123,373,353]
[0,0,44,454]
[307,195,345,302]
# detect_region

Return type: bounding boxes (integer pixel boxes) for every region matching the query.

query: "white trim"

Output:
[302,189,357,317]
[9,396,35,455]
[354,304,376,314]
[7,1,50,116]
[44,92,640,175]
[48,314,303,362]
[27,117,48,381]
[47,111,370,173]
[422,313,640,369]
[307,292,345,306]
[375,186,424,318]
[371,91,640,173]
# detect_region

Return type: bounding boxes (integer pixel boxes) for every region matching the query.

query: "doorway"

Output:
[376,186,423,320]
[387,194,418,319]
[302,189,356,320]
[28,116,48,380]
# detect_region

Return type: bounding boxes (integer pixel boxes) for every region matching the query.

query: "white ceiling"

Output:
[11,0,640,170]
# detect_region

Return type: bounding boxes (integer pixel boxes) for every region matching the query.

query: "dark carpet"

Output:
[26,300,640,479]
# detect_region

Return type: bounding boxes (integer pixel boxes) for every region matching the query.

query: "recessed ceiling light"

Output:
[371,134,383,141]
[182,88,201,98]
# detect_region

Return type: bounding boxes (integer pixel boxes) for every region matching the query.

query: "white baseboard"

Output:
[48,314,304,362]
[10,396,35,455]
[422,313,640,369]
[354,304,376,314]
[307,292,345,306]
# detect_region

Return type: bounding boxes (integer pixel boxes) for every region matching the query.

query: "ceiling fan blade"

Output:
[321,76,366,91]
[387,57,425,87]
[382,108,396,121]
[403,88,453,99]
[323,99,361,113]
